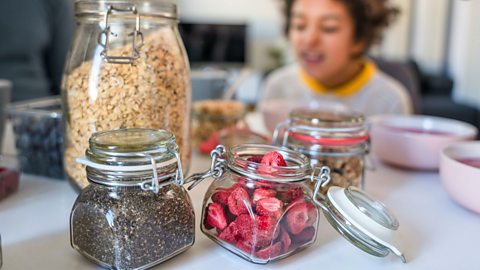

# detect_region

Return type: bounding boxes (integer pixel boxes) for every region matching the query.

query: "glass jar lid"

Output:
[227,144,312,182]
[77,128,183,192]
[315,186,406,263]
[75,0,177,19]
[273,108,369,149]
[86,128,177,166]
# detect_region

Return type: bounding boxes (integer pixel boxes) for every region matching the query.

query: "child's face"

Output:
[288,0,365,82]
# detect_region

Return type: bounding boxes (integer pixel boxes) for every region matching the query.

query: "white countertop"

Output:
[1,151,480,270]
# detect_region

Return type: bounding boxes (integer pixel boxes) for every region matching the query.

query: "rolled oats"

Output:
[63,31,191,189]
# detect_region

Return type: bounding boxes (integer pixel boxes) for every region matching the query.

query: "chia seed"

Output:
[71,183,195,269]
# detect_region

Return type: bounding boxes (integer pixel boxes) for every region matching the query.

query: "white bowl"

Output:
[440,142,480,213]
[370,115,478,170]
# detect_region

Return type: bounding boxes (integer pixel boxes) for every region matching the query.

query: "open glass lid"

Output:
[316,186,406,263]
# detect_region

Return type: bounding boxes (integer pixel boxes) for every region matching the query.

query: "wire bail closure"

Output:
[98,5,144,64]
[185,145,227,191]
[77,145,183,194]
[311,166,331,209]
[139,145,184,194]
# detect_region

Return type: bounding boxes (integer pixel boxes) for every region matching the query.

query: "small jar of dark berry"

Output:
[194,144,406,264]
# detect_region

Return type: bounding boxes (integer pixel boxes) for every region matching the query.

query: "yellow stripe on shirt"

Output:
[299,59,377,97]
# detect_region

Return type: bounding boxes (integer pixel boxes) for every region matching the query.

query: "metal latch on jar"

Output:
[185,145,227,190]
[97,5,144,64]
[76,145,184,194]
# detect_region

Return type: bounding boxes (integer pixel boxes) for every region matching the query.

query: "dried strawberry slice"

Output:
[211,190,230,205]
[218,221,241,243]
[293,226,316,245]
[252,188,277,205]
[235,214,255,243]
[247,155,263,163]
[277,186,304,203]
[285,201,312,235]
[278,227,292,253]
[260,151,287,167]
[255,215,279,248]
[255,241,283,260]
[236,239,255,254]
[256,197,284,219]
[227,186,251,216]
[205,202,227,230]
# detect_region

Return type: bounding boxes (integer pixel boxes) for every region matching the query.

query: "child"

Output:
[259,0,412,132]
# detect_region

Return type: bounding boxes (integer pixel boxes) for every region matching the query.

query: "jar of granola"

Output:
[192,144,405,264]
[192,100,246,151]
[70,128,194,269]
[62,1,191,190]
[273,108,369,194]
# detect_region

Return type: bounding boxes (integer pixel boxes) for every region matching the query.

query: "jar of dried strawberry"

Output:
[190,144,406,264]
[273,108,369,194]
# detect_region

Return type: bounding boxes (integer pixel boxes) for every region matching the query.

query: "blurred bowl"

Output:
[370,115,478,170]
[5,96,64,179]
[440,142,480,213]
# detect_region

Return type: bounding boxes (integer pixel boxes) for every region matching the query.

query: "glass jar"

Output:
[62,1,191,190]
[192,100,246,151]
[70,129,195,269]
[194,144,405,264]
[273,108,369,194]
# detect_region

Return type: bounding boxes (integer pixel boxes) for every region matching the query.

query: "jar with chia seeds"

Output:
[70,129,194,269]
[273,108,369,194]
[192,144,405,264]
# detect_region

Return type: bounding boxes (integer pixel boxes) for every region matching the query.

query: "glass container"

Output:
[192,100,246,150]
[194,144,405,264]
[6,97,64,179]
[70,128,194,269]
[62,1,191,190]
[273,108,369,193]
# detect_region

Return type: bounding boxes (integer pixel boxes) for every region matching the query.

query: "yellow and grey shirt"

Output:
[259,60,413,118]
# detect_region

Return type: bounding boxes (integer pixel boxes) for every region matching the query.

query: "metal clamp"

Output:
[312,166,331,210]
[140,145,184,193]
[185,145,227,190]
[97,5,144,64]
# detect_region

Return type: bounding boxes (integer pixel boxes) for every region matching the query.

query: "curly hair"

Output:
[283,0,399,52]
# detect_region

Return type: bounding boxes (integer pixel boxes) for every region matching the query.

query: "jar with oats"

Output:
[62,1,191,190]
[273,108,369,194]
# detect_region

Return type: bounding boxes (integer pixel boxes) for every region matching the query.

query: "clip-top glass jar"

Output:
[62,1,191,190]
[273,108,369,193]
[70,129,194,269]
[194,144,405,264]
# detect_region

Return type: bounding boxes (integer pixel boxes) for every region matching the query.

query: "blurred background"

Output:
[177,0,480,127]
[1,0,480,161]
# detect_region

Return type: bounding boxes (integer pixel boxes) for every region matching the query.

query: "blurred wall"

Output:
[177,0,284,70]
[448,0,480,107]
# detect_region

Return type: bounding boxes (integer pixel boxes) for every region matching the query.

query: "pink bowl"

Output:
[440,142,480,213]
[370,115,478,170]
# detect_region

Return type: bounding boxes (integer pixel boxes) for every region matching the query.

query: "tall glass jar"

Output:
[62,1,191,190]
[273,108,369,194]
[70,129,194,269]
[195,144,405,264]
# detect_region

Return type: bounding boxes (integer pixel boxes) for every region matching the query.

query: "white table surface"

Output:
[2,112,480,270]
[1,151,480,270]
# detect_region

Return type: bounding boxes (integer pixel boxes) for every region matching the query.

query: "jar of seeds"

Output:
[62,1,191,190]
[70,129,195,269]
[273,108,369,194]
